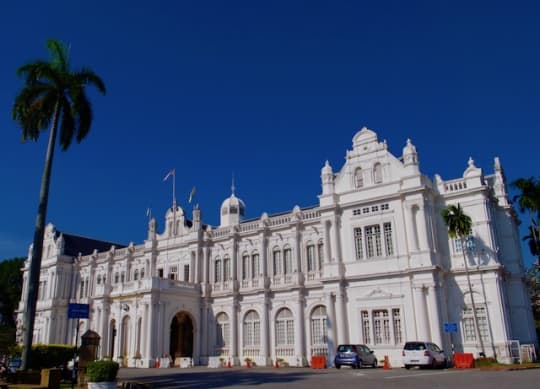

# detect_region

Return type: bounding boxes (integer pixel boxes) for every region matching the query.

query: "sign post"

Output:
[68,304,89,389]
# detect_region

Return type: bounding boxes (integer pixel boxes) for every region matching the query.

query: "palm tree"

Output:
[12,38,106,370]
[441,204,486,356]
[511,177,540,265]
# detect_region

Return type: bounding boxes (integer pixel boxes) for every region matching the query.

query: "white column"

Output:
[261,297,269,363]
[323,220,332,263]
[405,205,418,251]
[325,293,336,362]
[231,300,238,361]
[294,296,305,363]
[115,304,122,359]
[416,205,429,251]
[335,288,348,344]
[426,285,442,346]
[332,215,342,262]
[146,302,154,361]
[201,300,209,358]
[414,286,429,339]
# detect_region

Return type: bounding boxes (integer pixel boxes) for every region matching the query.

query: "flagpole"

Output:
[173,170,176,236]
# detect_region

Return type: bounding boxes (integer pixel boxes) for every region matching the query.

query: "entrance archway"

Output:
[170,311,194,362]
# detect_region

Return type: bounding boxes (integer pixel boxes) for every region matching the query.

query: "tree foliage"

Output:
[0,257,24,327]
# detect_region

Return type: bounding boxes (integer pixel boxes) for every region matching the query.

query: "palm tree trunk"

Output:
[461,238,486,357]
[21,101,60,371]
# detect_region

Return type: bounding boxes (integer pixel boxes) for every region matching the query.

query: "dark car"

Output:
[334,344,378,369]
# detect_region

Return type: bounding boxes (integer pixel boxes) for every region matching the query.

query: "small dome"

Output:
[402,138,417,156]
[221,193,246,217]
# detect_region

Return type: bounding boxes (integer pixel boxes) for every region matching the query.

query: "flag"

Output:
[146,208,151,217]
[163,168,175,181]
[188,186,196,203]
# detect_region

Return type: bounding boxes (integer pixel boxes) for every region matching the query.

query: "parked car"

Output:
[402,341,447,369]
[334,344,378,369]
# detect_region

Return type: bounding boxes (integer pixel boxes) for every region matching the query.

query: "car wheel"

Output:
[431,359,437,369]
[404,364,411,370]
[335,364,341,369]
[372,359,378,368]
[357,360,363,369]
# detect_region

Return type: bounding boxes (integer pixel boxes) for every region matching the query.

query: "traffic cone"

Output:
[274,359,279,368]
[383,355,391,370]
[246,360,251,368]
[227,359,232,368]
[156,358,160,368]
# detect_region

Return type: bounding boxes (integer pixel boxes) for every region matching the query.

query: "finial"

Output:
[468,157,475,167]
[231,172,235,195]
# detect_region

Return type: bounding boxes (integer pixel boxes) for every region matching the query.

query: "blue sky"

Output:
[0,1,539,267]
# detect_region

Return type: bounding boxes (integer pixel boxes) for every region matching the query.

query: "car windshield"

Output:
[337,345,354,352]
[404,342,426,350]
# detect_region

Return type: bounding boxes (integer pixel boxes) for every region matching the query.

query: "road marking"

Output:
[385,370,461,379]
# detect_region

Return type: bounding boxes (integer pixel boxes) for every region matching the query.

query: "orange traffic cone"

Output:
[227,359,232,368]
[383,355,391,370]
[246,360,251,368]
[274,359,279,368]
[156,358,160,368]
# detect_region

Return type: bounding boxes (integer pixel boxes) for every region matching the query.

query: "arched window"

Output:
[310,306,328,355]
[355,167,364,188]
[97,275,102,285]
[243,310,261,349]
[214,258,222,283]
[133,269,139,281]
[373,162,383,184]
[275,308,294,348]
[216,312,230,354]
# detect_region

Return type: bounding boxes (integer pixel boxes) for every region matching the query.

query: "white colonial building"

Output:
[17,127,538,367]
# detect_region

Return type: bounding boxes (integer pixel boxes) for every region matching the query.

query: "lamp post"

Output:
[464,236,486,357]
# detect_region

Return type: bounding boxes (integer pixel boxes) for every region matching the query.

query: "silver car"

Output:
[402,341,447,369]
[334,344,378,369]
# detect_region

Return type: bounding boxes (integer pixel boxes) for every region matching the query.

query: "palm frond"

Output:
[71,88,93,143]
[46,38,70,72]
[74,68,106,95]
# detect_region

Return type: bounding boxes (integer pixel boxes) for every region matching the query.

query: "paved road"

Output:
[117,365,540,389]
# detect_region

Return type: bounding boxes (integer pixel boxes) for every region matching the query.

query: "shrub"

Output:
[474,357,498,367]
[86,360,119,382]
[12,344,75,369]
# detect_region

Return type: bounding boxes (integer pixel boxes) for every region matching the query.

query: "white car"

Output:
[402,341,447,369]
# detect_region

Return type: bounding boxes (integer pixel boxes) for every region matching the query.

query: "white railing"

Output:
[242,348,260,358]
[310,346,328,356]
[239,221,260,233]
[275,347,294,356]
[268,215,291,226]
[211,227,231,238]
[444,178,468,193]
[302,210,321,221]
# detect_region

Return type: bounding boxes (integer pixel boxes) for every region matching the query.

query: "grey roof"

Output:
[55,230,127,257]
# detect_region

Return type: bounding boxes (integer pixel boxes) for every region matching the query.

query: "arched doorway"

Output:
[170,311,194,362]
[109,319,117,357]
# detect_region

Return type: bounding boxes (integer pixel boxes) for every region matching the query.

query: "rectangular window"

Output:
[454,238,463,254]
[284,249,292,274]
[158,268,164,278]
[463,307,489,342]
[273,251,282,275]
[392,309,402,344]
[252,254,259,279]
[384,222,394,256]
[354,228,364,260]
[214,261,222,283]
[184,264,189,282]
[365,225,382,258]
[317,243,324,269]
[371,205,379,212]
[381,203,389,210]
[361,311,371,344]
[307,245,315,272]
[242,255,249,280]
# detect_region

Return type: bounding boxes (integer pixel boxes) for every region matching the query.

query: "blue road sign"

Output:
[444,322,458,333]
[68,303,89,319]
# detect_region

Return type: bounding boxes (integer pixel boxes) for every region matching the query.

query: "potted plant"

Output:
[86,360,119,389]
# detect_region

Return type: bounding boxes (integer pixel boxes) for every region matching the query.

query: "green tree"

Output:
[441,203,486,356]
[0,257,25,327]
[12,38,106,370]
[511,177,540,263]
